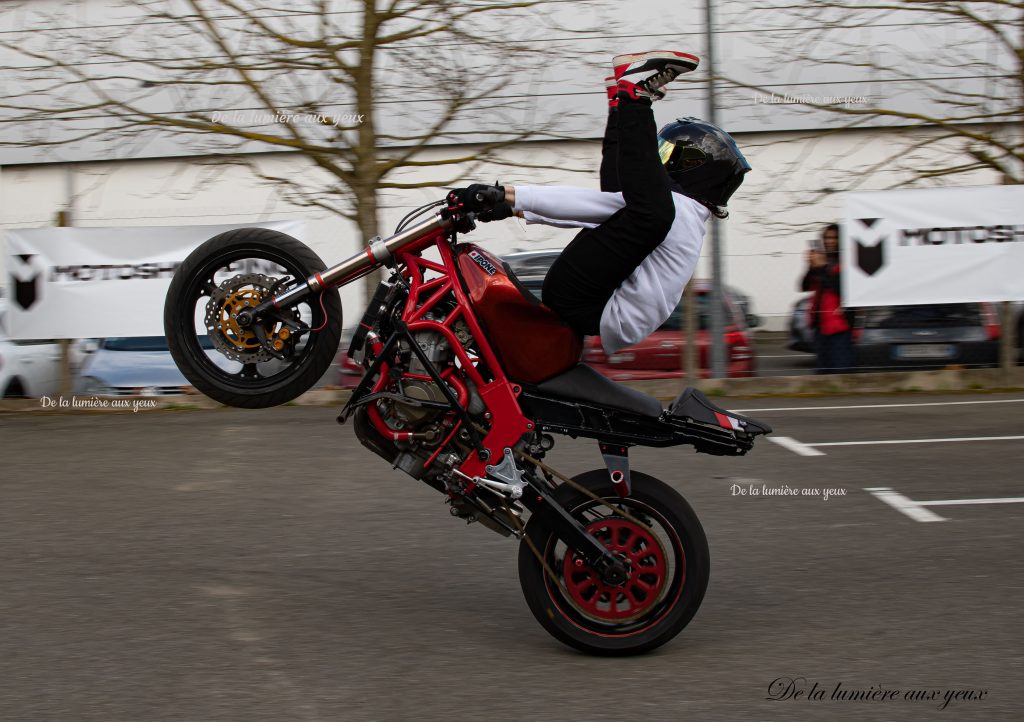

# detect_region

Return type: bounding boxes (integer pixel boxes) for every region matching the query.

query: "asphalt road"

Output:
[2,393,1022,721]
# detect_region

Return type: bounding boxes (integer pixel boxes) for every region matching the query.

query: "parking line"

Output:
[866,487,1024,522]
[917,497,1024,506]
[865,487,946,522]
[768,436,825,456]
[814,435,1024,447]
[733,399,1024,413]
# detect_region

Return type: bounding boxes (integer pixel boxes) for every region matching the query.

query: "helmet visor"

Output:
[658,138,708,171]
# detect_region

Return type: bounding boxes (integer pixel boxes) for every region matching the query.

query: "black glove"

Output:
[447,183,506,213]
[477,201,514,223]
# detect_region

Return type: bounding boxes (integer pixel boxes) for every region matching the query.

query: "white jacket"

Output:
[512,184,708,354]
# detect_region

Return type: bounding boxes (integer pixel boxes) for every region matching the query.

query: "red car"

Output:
[582,280,758,380]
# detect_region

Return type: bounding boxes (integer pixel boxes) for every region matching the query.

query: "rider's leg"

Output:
[542,91,675,336]
[599,77,621,193]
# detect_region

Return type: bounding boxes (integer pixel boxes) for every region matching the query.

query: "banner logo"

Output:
[9,253,47,310]
[852,218,886,276]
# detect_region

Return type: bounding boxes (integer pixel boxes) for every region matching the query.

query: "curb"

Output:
[623,366,1024,401]
[2,369,1022,415]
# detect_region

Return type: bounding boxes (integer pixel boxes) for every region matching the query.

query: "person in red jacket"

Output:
[801,223,854,373]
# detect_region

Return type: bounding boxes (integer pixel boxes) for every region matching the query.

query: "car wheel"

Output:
[3,378,27,398]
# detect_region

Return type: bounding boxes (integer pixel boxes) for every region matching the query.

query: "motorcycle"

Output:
[164,186,772,655]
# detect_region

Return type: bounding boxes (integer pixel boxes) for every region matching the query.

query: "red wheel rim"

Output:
[561,517,672,621]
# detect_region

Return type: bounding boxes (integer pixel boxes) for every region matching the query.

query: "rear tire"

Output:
[164,228,342,408]
[518,470,709,655]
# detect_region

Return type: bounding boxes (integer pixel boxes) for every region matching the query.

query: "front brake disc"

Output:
[205,273,300,362]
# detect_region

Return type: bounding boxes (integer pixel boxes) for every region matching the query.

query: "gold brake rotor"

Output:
[218,287,265,351]
[205,273,300,362]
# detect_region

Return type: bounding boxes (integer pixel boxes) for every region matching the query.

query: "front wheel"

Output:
[164,227,342,408]
[518,470,709,655]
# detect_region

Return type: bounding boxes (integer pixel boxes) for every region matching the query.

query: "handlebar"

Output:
[470,185,505,210]
[446,183,506,215]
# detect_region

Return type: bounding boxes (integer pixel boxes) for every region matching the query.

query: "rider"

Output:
[449,51,751,355]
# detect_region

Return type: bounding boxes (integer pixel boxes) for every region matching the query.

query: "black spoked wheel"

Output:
[518,470,709,656]
[163,228,342,408]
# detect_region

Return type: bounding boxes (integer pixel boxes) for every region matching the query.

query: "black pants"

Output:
[541,97,675,335]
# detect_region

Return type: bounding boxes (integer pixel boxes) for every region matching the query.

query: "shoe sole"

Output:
[613,50,700,79]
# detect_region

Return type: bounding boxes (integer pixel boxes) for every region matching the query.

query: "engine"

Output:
[349,280,484,485]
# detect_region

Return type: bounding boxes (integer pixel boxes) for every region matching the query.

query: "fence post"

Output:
[1000,301,1017,383]
[683,281,698,386]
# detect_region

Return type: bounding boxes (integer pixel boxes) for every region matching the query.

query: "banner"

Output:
[841,185,1024,307]
[4,222,302,339]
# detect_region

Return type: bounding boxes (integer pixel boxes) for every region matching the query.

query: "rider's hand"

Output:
[447,183,506,213]
[477,201,514,223]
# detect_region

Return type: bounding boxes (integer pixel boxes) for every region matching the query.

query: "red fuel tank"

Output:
[456,245,581,384]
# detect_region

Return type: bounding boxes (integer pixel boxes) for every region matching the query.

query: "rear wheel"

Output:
[163,228,342,408]
[518,470,709,655]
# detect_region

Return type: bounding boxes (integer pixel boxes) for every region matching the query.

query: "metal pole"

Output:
[683,280,698,382]
[999,10,1023,381]
[705,0,727,378]
[56,168,75,400]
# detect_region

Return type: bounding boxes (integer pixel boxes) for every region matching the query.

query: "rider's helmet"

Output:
[657,117,751,218]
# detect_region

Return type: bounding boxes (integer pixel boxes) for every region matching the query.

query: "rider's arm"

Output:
[520,211,598,229]
[508,185,625,226]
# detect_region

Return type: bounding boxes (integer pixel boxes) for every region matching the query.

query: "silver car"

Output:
[75,335,236,396]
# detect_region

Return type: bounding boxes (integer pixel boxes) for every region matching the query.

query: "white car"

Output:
[75,335,239,396]
[0,299,64,398]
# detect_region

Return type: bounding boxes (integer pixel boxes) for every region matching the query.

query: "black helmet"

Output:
[657,117,751,217]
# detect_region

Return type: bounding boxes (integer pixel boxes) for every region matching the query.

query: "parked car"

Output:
[502,249,758,380]
[853,302,1000,370]
[787,295,814,353]
[336,327,364,388]
[0,298,64,398]
[582,280,758,380]
[75,335,235,396]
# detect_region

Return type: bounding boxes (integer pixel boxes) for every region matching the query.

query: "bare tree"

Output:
[0,0,598,296]
[714,0,1022,232]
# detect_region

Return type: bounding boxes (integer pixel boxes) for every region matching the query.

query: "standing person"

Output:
[449,50,751,355]
[801,223,854,373]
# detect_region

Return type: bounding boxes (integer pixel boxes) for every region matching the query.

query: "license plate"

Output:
[895,343,955,360]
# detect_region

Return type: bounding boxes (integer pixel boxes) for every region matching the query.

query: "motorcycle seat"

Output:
[533,364,663,418]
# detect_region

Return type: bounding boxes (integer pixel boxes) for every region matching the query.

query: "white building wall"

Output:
[1,126,1000,331]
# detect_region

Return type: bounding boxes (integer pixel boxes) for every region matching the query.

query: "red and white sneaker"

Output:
[613,50,700,100]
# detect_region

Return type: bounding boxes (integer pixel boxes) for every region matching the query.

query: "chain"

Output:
[462,423,656,592]
[467,420,649,529]
[500,497,563,591]
[512,447,652,531]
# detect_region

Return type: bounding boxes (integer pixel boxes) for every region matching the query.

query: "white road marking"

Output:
[768,436,825,456]
[733,399,1024,413]
[865,487,947,522]
[814,435,1024,447]
[917,497,1024,507]
[867,487,1024,522]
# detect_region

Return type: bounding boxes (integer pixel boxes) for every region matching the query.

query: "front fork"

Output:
[235,215,451,331]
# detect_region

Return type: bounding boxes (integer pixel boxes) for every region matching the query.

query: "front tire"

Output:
[518,470,709,655]
[164,228,342,408]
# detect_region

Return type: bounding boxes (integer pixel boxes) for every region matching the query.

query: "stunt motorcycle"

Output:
[164,187,771,655]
